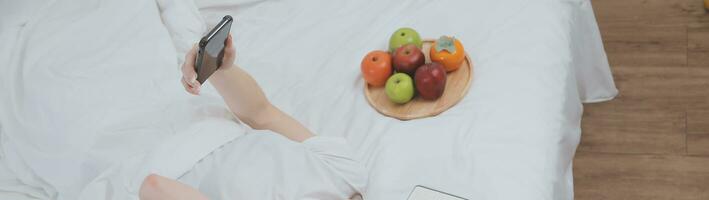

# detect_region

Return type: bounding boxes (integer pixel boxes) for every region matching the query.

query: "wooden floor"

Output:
[574,0,709,199]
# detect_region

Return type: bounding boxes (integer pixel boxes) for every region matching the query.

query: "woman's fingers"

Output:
[225,34,234,53]
[182,67,197,83]
[181,75,200,95]
[181,78,192,93]
[181,43,201,95]
[183,44,198,73]
[187,78,201,92]
[178,43,202,95]
[222,34,236,68]
[184,44,198,67]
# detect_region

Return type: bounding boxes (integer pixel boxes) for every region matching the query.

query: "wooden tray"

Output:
[364,39,473,120]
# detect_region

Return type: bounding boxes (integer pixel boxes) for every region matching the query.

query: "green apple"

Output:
[389,27,422,53]
[385,73,415,104]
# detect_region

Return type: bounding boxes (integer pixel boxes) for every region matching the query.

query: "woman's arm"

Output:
[209,67,314,142]
[181,35,313,142]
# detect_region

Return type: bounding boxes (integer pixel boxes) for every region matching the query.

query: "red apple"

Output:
[392,44,425,76]
[414,62,447,100]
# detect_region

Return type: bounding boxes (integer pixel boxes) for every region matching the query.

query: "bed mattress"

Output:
[195,0,615,199]
[0,0,617,199]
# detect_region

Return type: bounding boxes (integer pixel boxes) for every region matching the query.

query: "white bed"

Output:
[0,0,617,199]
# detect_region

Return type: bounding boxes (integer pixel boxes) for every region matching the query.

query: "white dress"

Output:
[178,131,368,199]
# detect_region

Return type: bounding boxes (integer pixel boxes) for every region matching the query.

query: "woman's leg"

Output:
[139,174,208,200]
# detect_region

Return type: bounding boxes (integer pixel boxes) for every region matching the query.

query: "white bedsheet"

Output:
[198,0,617,199]
[0,0,241,199]
[197,0,614,199]
[0,0,617,199]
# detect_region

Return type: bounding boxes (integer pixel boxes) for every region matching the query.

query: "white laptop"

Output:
[407,185,468,200]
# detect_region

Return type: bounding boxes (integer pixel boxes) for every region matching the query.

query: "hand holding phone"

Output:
[195,15,234,84]
[181,16,235,95]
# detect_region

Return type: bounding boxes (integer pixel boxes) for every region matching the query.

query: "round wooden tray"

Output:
[364,39,473,120]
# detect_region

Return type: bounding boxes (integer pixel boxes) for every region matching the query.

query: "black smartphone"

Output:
[195,15,233,84]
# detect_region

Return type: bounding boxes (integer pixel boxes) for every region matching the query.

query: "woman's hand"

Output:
[181,34,236,95]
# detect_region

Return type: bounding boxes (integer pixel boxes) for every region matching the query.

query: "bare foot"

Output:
[139,174,209,200]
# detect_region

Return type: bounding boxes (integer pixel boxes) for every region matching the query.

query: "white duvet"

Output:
[0,0,617,199]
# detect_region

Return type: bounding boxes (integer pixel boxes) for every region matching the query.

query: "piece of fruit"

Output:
[415,62,447,100]
[392,44,425,76]
[389,27,422,53]
[385,73,415,104]
[430,36,465,72]
[361,50,392,86]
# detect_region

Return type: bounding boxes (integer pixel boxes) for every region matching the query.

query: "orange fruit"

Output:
[430,36,465,72]
[361,50,393,86]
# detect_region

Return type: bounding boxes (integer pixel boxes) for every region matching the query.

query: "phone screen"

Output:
[196,15,233,84]
[407,186,467,200]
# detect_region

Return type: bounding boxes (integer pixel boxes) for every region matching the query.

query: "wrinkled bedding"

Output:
[0,0,617,199]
